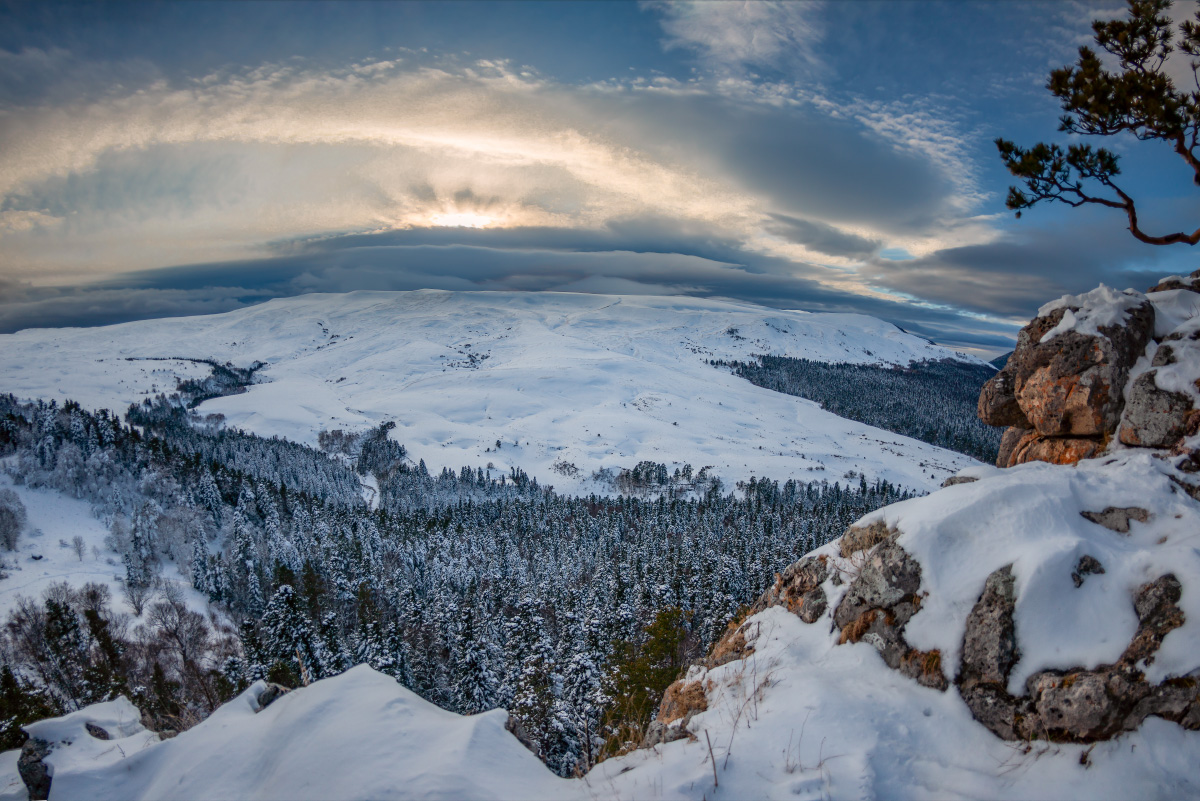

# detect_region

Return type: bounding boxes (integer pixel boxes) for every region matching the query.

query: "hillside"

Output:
[9,451,1197,801]
[0,290,984,493]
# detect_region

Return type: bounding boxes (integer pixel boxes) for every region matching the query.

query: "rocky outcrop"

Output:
[1119,321,1200,450]
[1148,268,1200,294]
[753,555,828,624]
[980,287,1155,467]
[958,571,1199,742]
[980,276,1200,468]
[832,538,947,691]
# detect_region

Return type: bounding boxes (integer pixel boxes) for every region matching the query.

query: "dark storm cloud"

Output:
[0,225,1021,354]
[765,213,881,258]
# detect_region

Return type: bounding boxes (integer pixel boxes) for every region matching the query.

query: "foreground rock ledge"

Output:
[646,455,1200,747]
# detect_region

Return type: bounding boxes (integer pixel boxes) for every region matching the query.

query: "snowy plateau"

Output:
[0,290,980,494]
[2,288,1197,801]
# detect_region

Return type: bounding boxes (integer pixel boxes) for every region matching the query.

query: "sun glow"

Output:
[429,212,494,228]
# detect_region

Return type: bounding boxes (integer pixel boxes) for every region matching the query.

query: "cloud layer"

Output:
[3,1,1191,355]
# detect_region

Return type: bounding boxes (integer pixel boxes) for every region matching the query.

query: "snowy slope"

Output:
[0,471,215,625]
[13,451,1197,801]
[0,290,983,492]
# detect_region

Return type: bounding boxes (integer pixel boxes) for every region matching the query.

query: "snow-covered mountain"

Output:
[0,290,984,492]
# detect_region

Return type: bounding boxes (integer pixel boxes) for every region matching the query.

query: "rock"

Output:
[833,540,922,631]
[505,714,538,755]
[1071,555,1105,588]
[85,722,110,740]
[657,678,708,725]
[831,540,945,689]
[774,556,829,624]
[1005,430,1101,466]
[995,426,1029,468]
[982,290,1155,467]
[940,475,978,487]
[255,683,291,711]
[1079,506,1150,534]
[959,566,1018,691]
[838,521,894,558]
[707,625,754,667]
[18,737,52,801]
[1148,268,1200,294]
[1119,369,1194,448]
[1031,671,1112,739]
[644,677,709,748]
[955,570,1195,743]
[978,369,1029,428]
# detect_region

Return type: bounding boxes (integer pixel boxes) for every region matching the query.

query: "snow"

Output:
[22,608,1197,801]
[855,452,1200,689]
[0,472,213,624]
[1038,285,1147,343]
[25,696,159,784]
[0,750,22,801]
[1148,316,1200,403]
[0,290,985,493]
[592,606,1199,801]
[1147,289,1200,339]
[4,454,1195,801]
[26,666,571,801]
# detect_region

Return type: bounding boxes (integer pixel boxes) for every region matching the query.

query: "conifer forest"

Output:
[0,380,913,776]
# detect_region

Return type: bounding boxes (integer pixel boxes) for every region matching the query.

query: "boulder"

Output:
[751,555,830,625]
[995,426,1029,468]
[1148,268,1200,294]
[958,565,1018,692]
[955,569,1197,743]
[1004,430,1101,467]
[832,539,947,691]
[1120,323,1200,450]
[978,369,1028,428]
[980,286,1154,466]
[254,683,291,711]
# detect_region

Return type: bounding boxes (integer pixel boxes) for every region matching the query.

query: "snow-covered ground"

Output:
[0,290,984,493]
[0,471,212,624]
[9,451,1196,801]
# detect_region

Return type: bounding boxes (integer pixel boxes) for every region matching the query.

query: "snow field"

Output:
[0,290,984,494]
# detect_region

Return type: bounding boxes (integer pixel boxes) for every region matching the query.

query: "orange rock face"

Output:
[1001,430,1101,468]
[980,295,1155,467]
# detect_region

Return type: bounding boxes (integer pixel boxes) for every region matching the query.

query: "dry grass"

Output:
[658,679,710,725]
[838,610,877,645]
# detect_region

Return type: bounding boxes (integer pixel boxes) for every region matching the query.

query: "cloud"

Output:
[765,214,880,258]
[0,224,1025,357]
[644,1,824,74]
[861,212,1175,320]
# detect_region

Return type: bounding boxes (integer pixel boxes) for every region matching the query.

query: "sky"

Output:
[2,0,1199,355]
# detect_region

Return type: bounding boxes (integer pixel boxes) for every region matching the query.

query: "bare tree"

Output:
[71,536,85,561]
[122,579,152,617]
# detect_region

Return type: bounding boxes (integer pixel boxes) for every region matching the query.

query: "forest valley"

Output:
[0,364,938,777]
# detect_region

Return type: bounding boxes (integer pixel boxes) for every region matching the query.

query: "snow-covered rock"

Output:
[980,286,1154,467]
